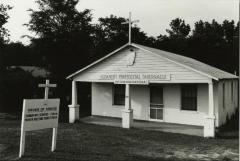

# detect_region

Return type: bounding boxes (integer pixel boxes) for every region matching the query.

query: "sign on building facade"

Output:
[99,73,171,84]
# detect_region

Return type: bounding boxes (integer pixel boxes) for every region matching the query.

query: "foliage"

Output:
[166,18,190,38]
[0,4,12,45]
[0,3,12,112]
[154,18,238,73]
[3,42,38,66]
[16,0,96,113]
[2,67,39,113]
[25,0,94,78]
[187,19,239,72]
[92,15,150,59]
[26,0,91,38]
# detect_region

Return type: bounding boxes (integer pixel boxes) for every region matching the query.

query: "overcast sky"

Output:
[2,0,239,44]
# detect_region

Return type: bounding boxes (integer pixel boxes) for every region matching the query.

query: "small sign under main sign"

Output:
[114,80,148,85]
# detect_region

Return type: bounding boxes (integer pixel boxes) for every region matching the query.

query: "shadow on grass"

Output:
[216,108,239,139]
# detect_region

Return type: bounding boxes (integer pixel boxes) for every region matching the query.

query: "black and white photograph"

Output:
[0,0,239,160]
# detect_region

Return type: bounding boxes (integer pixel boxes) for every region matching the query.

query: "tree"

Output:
[183,19,239,73]
[26,0,92,39]
[156,18,191,54]
[92,15,128,58]
[222,20,239,73]
[154,18,238,74]
[166,18,190,38]
[25,0,94,77]
[0,4,12,45]
[0,4,12,111]
[222,20,235,43]
[25,0,96,112]
[0,3,12,68]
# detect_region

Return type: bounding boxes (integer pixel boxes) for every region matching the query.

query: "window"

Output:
[223,83,225,108]
[231,82,234,102]
[113,84,125,105]
[181,85,197,111]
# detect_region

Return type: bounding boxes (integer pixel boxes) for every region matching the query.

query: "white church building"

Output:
[67,43,238,137]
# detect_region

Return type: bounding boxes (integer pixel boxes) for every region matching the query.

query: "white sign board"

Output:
[21,99,60,131]
[99,73,171,84]
[19,98,60,158]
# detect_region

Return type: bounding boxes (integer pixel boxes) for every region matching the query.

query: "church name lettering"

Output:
[99,73,170,81]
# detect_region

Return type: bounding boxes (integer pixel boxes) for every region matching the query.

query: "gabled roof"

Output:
[131,43,238,80]
[67,43,238,80]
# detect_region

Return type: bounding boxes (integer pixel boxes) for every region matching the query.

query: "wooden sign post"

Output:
[19,79,59,158]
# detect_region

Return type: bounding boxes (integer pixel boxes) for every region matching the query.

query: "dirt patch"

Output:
[130,140,239,161]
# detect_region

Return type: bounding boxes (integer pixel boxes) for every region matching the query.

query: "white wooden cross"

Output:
[122,12,139,44]
[39,79,58,152]
[38,79,57,99]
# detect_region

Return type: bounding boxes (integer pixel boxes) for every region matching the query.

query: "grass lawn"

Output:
[0,119,239,161]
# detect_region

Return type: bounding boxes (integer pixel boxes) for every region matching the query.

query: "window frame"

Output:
[112,84,125,106]
[181,84,198,111]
